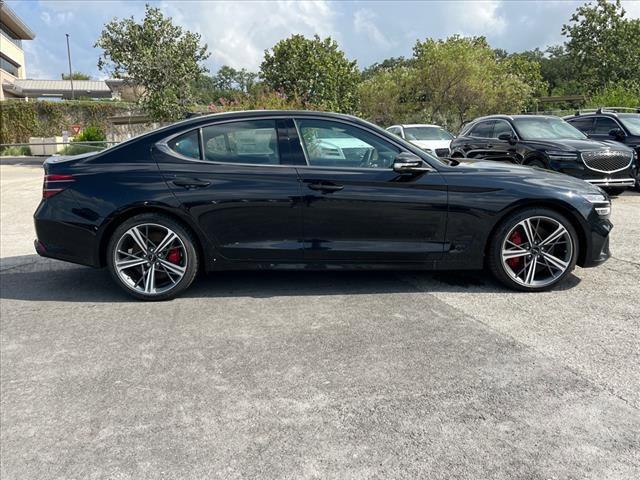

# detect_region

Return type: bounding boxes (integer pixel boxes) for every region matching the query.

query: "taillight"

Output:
[43,174,75,199]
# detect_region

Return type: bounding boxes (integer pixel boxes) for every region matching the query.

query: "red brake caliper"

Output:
[507,230,523,269]
[166,247,181,264]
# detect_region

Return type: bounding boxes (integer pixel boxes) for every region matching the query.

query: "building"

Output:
[0,1,35,100]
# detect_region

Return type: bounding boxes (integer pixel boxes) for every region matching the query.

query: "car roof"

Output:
[471,114,560,123]
[397,124,443,128]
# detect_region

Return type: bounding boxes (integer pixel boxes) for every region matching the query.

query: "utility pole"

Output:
[65,33,75,100]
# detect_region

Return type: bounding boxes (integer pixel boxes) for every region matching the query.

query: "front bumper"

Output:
[579,214,613,268]
[585,178,636,188]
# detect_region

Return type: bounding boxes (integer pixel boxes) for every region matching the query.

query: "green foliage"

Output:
[206,86,322,113]
[361,57,413,81]
[74,125,106,142]
[0,100,136,144]
[95,4,210,121]
[0,145,31,156]
[62,72,91,80]
[358,36,535,131]
[192,66,260,104]
[562,0,640,90]
[260,34,360,112]
[587,81,640,108]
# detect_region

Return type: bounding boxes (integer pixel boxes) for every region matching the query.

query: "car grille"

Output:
[435,148,450,157]
[581,150,633,173]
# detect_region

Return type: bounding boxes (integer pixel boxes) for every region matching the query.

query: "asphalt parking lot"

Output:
[1,162,639,479]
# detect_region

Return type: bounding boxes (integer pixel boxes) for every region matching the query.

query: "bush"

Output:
[74,125,106,142]
[0,145,31,156]
[587,81,640,108]
[60,143,105,156]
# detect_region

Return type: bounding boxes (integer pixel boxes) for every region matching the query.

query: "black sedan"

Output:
[450,114,637,195]
[34,111,613,300]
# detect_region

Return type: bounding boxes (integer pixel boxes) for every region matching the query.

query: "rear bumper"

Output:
[34,199,102,268]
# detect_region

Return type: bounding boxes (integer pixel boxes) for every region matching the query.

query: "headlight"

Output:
[582,193,608,203]
[546,150,578,160]
[582,193,611,216]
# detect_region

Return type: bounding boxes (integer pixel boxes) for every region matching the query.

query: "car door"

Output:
[153,118,304,262]
[461,120,495,159]
[293,117,448,263]
[490,120,518,162]
[591,116,623,142]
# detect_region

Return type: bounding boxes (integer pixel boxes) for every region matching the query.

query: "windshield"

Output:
[513,117,587,140]
[618,114,640,135]
[404,127,453,141]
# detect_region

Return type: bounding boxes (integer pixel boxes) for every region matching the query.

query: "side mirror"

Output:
[609,128,625,139]
[497,132,516,144]
[393,152,433,173]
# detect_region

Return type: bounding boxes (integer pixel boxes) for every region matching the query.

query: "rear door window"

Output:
[201,120,280,165]
[469,121,495,138]
[566,117,594,134]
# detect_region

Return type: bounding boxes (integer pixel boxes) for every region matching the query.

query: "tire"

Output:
[603,187,626,197]
[107,213,199,301]
[487,208,579,292]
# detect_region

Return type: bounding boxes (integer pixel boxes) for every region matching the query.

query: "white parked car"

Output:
[386,124,454,157]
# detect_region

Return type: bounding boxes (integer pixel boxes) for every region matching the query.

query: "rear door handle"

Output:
[307,182,344,193]
[172,177,210,189]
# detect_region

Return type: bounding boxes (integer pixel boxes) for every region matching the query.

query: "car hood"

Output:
[409,140,451,151]
[451,158,604,195]
[523,138,634,153]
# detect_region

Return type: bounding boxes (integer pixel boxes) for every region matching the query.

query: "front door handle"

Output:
[172,177,211,189]
[307,182,344,193]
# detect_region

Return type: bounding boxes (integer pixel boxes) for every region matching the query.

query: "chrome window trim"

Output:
[156,114,440,172]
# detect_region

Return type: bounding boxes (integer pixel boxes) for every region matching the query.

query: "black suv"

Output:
[564,108,640,190]
[450,114,637,195]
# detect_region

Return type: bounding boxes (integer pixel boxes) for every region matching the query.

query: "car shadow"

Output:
[0,254,581,303]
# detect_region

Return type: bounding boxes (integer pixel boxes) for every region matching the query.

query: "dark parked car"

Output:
[35,111,613,300]
[450,114,637,195]
[564,108,640,190]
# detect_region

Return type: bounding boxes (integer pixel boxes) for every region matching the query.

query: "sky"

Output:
[8,0,640,80]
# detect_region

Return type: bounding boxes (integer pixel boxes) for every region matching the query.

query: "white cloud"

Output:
[159,0,337,71]
[353,8,394,50]
[621,0,640,19]
[451,0,507,36]
[39,9,74,26]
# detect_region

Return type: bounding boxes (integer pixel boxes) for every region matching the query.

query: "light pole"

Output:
[65,33,75,100]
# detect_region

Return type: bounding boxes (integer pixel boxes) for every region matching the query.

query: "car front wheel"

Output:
[107,213,199,301]
[488,209,578,291]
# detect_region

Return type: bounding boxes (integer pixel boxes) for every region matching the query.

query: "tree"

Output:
[562,0,640,90]
[260,35,360,112]
[61,72,91,80]
[95,4,210,120]
[361,57,413,81]
[358,36,538,130]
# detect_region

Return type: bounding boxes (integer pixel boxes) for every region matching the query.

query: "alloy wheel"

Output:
[114,223,188,295]
[501,216,573,288]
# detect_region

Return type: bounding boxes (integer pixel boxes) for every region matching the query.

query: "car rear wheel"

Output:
[526,159,546,169]
[107,214,199,300]
[487,209,578,291]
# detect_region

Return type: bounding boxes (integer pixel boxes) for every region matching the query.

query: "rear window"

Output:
[168,130,200,159]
